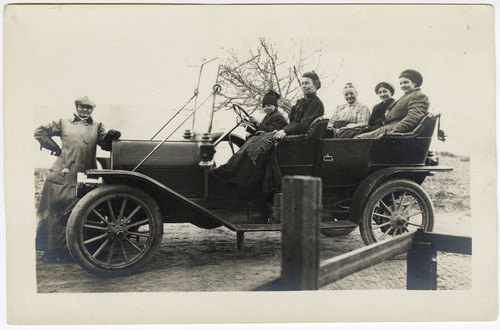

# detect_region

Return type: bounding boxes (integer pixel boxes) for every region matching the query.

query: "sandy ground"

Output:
[35,153,471,292]
[36,211,471,292]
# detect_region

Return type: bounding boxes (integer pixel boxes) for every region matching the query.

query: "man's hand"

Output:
[107,129,121,140]
[41,138,62,156]
[50,147,62,157]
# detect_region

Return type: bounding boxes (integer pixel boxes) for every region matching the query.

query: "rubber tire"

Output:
[67,184,163,277]
[321,226,358,237]
[359,179,434,245]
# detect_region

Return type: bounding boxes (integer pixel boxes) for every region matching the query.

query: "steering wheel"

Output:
[232,104,257,130]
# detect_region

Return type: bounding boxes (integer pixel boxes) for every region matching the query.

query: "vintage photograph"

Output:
[3,2,497,326]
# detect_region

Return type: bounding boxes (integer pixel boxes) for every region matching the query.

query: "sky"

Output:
[3,4,495,168]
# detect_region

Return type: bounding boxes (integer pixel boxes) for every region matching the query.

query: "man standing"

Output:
[35,96,121,263]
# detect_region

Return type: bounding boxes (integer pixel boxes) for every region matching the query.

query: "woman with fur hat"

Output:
[247,90,287,134]
[357,69,429,138]
[35,96,121,263]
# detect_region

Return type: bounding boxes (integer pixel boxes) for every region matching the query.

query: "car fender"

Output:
[349,166,452,224]
[82,169,237,230]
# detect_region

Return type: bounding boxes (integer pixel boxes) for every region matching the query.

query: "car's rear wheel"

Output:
[359,179,434,245]
[67,184,163,277]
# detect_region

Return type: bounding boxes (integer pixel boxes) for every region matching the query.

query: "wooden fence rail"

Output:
[254,176,472,291]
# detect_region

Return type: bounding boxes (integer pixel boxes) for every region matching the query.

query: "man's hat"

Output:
[75,96,96,108]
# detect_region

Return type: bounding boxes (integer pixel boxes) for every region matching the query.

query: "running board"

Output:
[234,220,358,251]
[233,220,357,232]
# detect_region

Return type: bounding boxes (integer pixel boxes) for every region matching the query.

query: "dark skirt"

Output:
[36,178,77,254]
[211,132,282,199]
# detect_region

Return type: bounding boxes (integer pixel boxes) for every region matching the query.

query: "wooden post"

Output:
[407,229,437,290]
[281,176,321,290]
[237,231,244,251]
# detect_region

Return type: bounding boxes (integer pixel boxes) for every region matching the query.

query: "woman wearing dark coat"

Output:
[213,72,324,198]
[274,72,324,139]
[246,90,287,135]
[35,96,121,263]
[334,82,396,138]
[356,70,429,139]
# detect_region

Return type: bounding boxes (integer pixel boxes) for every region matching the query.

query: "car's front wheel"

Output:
[66,184,163,277]
[359,179,434,245]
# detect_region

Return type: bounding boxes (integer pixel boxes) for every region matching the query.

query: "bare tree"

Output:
[216,38,342,114]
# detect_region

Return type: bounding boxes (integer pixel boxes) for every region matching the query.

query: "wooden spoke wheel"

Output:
[359,179,434,245]
[67,184,163,277]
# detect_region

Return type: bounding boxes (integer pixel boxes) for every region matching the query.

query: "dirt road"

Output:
[36,211,471,292]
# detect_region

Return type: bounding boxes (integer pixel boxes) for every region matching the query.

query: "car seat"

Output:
[282,117,329,141]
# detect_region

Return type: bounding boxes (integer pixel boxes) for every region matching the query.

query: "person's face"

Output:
[301,77,317,95]
[76,104,94,118]
[343,89,357,105]
[377,87,392,101]
[399,77,417,93]
[262,104,276,115]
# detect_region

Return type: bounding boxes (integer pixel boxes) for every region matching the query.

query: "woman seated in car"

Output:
[212,71,324,198]
[326,83,370,138]
[356,69,429,139]
[333,81,396,138]
[246,90,287,136]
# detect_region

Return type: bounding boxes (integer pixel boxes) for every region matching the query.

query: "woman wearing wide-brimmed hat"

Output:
[35,96,121,263]
[356,69,429,138]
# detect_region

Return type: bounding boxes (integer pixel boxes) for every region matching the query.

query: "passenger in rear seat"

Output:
[356,69,429,138]
[333,81,396,138]
[327,83,370,135]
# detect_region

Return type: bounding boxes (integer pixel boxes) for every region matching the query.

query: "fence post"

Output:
[407,229,437,290]
[281,176,321,290]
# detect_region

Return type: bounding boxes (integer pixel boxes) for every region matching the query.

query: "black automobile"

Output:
[67,82,451,277]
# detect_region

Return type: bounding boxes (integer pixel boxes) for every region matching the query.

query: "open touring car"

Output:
[66,77,451,277]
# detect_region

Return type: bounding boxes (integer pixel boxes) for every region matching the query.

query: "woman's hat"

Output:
[262,90,281,107]
[75,96,96,108]
[374,82,395,95]
[302,71,321,90]
[399,69,423,87]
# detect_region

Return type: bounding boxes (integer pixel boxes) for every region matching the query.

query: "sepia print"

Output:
[3,2,497,326]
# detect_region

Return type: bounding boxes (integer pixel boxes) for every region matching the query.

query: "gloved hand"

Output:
[40,138,62,156]
[51,148,62,156]
[101,129,122,151]
[107,129,121,140]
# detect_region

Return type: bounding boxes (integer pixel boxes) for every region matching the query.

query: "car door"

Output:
[319,138,371,187]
